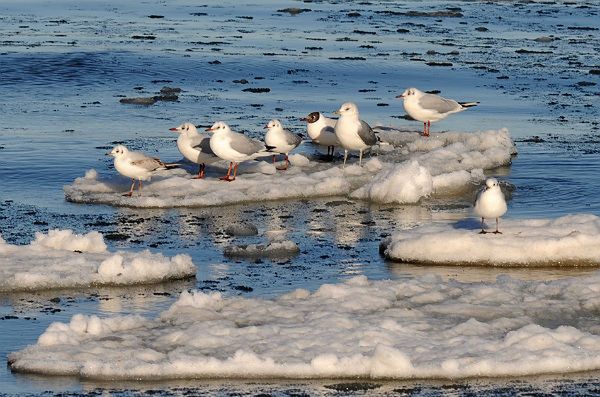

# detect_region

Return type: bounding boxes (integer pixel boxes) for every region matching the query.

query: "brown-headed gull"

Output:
[396,87,478,137]
[206,121,271,181]
[333,102,377,167]
[170,122,219,179]
[301,111,339,158]
[474,177,507,234]
[264,119,302,170]
[106,145,177,197]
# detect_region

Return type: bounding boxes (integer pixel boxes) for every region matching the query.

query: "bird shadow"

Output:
[451,218,482,231]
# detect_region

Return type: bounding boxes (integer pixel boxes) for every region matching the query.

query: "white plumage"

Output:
[474,178,508,234]
[264,119,302,170]
[170,122,219,179]
[302,112,339,158]
[333,102,377,167]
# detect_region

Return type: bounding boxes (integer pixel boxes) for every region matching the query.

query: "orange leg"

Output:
[123,179,135,197]
[220,162,233,181]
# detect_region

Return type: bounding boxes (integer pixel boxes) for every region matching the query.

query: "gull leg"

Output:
[220,162,233,181]
[194,163,206,179]
[425,121,431,137]
[423,122,427,136]
[123,179,135,197]
[343,150,348,168]
[276,154,289,171]
[478,217,487,234]
[359,149,363,167]
[493,218,502,234]
[231,162,238,181]
[139,179,142,192]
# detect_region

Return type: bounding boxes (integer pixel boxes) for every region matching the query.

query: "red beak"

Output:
[205,127,214,132]
[169,127,178,132]
[264,124,269,129]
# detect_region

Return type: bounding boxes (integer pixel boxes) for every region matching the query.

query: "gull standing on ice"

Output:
[333,102,377,167]
[301,112,339,159]
[396,87,478,137]
[170,122,219,179]
[206,121,271,181]
[474,177,507,234]
[106,145,177,197]
[264,119,302,170]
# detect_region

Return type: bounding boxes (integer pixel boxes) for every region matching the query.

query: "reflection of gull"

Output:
[170,122,219,179]
[333,102,377,167]
[106,145,176,197]
[474,178,507,234]
[301,112,339,158]
[264,119,302,170]
[206,121,270,182]
[396,87,478,137]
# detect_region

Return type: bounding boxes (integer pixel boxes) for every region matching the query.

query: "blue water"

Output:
[1,0,600,395]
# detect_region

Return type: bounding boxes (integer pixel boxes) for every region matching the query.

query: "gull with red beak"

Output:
[396,87,478,137]
[206,121,272,181]
[264,119,302,170]
[169,122,219,179]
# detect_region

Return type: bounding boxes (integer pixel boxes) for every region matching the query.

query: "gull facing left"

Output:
[170,122,219,179]
[107,145,177,197]
[474,177,507,234]
[333,102,377,167]
[264,119,302,170]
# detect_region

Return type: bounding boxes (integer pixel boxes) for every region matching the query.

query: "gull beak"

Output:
[169,127,178,132]
[299,117,307,122]
[205,127,214,132]
[333,110,340,115]
[396,94,405,99]
[263,124,269,129]
[105,151,112,156]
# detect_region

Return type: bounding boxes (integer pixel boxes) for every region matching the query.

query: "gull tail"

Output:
[459,101,479,108]
[265,145,277,152]
[158,160,180,169]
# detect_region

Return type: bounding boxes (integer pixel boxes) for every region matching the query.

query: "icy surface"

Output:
[381,214,600,266]
[64,129,515,208]
[10,273,600,379]
[0,229,196,291]
[223,240,300,258]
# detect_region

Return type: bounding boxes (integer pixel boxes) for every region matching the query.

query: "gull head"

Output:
[396,87,420,99]
[265,119,282,130]
[301,112,320,124]
[170,122,197,135]
[485,177,499,190]
[334,102,359,117]
[206,121,230,134]
[107,145,128,158]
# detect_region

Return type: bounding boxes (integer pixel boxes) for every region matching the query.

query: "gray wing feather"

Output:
[358,120,377,146]
[419,94,461,113]
[131,157,164,171]
[283,129,302,147]
[230,132,265,155]
[190,135,215,155]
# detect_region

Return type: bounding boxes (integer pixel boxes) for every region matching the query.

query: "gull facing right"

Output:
[396,87,478,136]
[264,119,302,170]
[474,177,507,234]
[333,102,377,167]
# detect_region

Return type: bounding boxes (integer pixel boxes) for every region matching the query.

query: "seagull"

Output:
[264,119,302,170]
[169,122,220,179]
[333,102,377,167]
[301,112,339,159]
[206,121,272,181]
[396,87,479,137]
[474,178,507,234]
[106,145,177,197]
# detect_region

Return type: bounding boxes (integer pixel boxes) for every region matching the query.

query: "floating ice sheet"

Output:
[381,214,600,266]
[9,273,600,379]
[0,229,196,292]
[64,129,516,208]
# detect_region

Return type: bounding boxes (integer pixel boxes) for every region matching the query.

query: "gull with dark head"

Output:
[170,122,219,179]
[333,102,377,167]
[301,112,339,159]
[264,119,302,170]
[106,145,177,197]
[206,121,271,181]
[474,177,507,234]
[396,87,478,137]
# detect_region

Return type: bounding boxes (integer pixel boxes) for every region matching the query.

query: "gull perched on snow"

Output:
[206,121,271,181]
[301,111,339,159]
[396,87,478,137]
[333,102,377,167]
[106,145,177,197]
[170,122,219,179]
[474,177,507,234]
[264,119,302,170]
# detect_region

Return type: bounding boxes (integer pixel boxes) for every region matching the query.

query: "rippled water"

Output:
[1,0,600,395]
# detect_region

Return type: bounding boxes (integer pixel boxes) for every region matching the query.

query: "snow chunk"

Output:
[381,214,600,266]
[223,240,300,258]
[64,129,515,208]
[224,222,259,236]
[10,273,600,379]
[0,229,196,291]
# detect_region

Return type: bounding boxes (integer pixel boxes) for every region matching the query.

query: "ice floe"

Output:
[64,129,516,208]
[223,239,300,258]
[0,229,196,292]
[381,214,600,266]
[9,273,600,379]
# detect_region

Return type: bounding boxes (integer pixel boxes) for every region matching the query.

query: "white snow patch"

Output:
[10,273,600,379]
[381,214,600,266]
[64,129,515,208]
[0,229,196,291]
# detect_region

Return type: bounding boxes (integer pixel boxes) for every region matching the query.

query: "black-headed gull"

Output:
[396,87,478,136]
[106,145,177,197]
[333,102,377,167]
[301,112,339,159]
[170,122,220,179]
[206,121,271,181]
[474,178,507,234]
[264,119,302,170]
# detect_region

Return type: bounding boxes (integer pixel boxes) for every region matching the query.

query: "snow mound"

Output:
[381,214,600,266]
[64,129,515,208]
[223,240,300,258]
[0,229,196,291]
[10,273,600,379]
